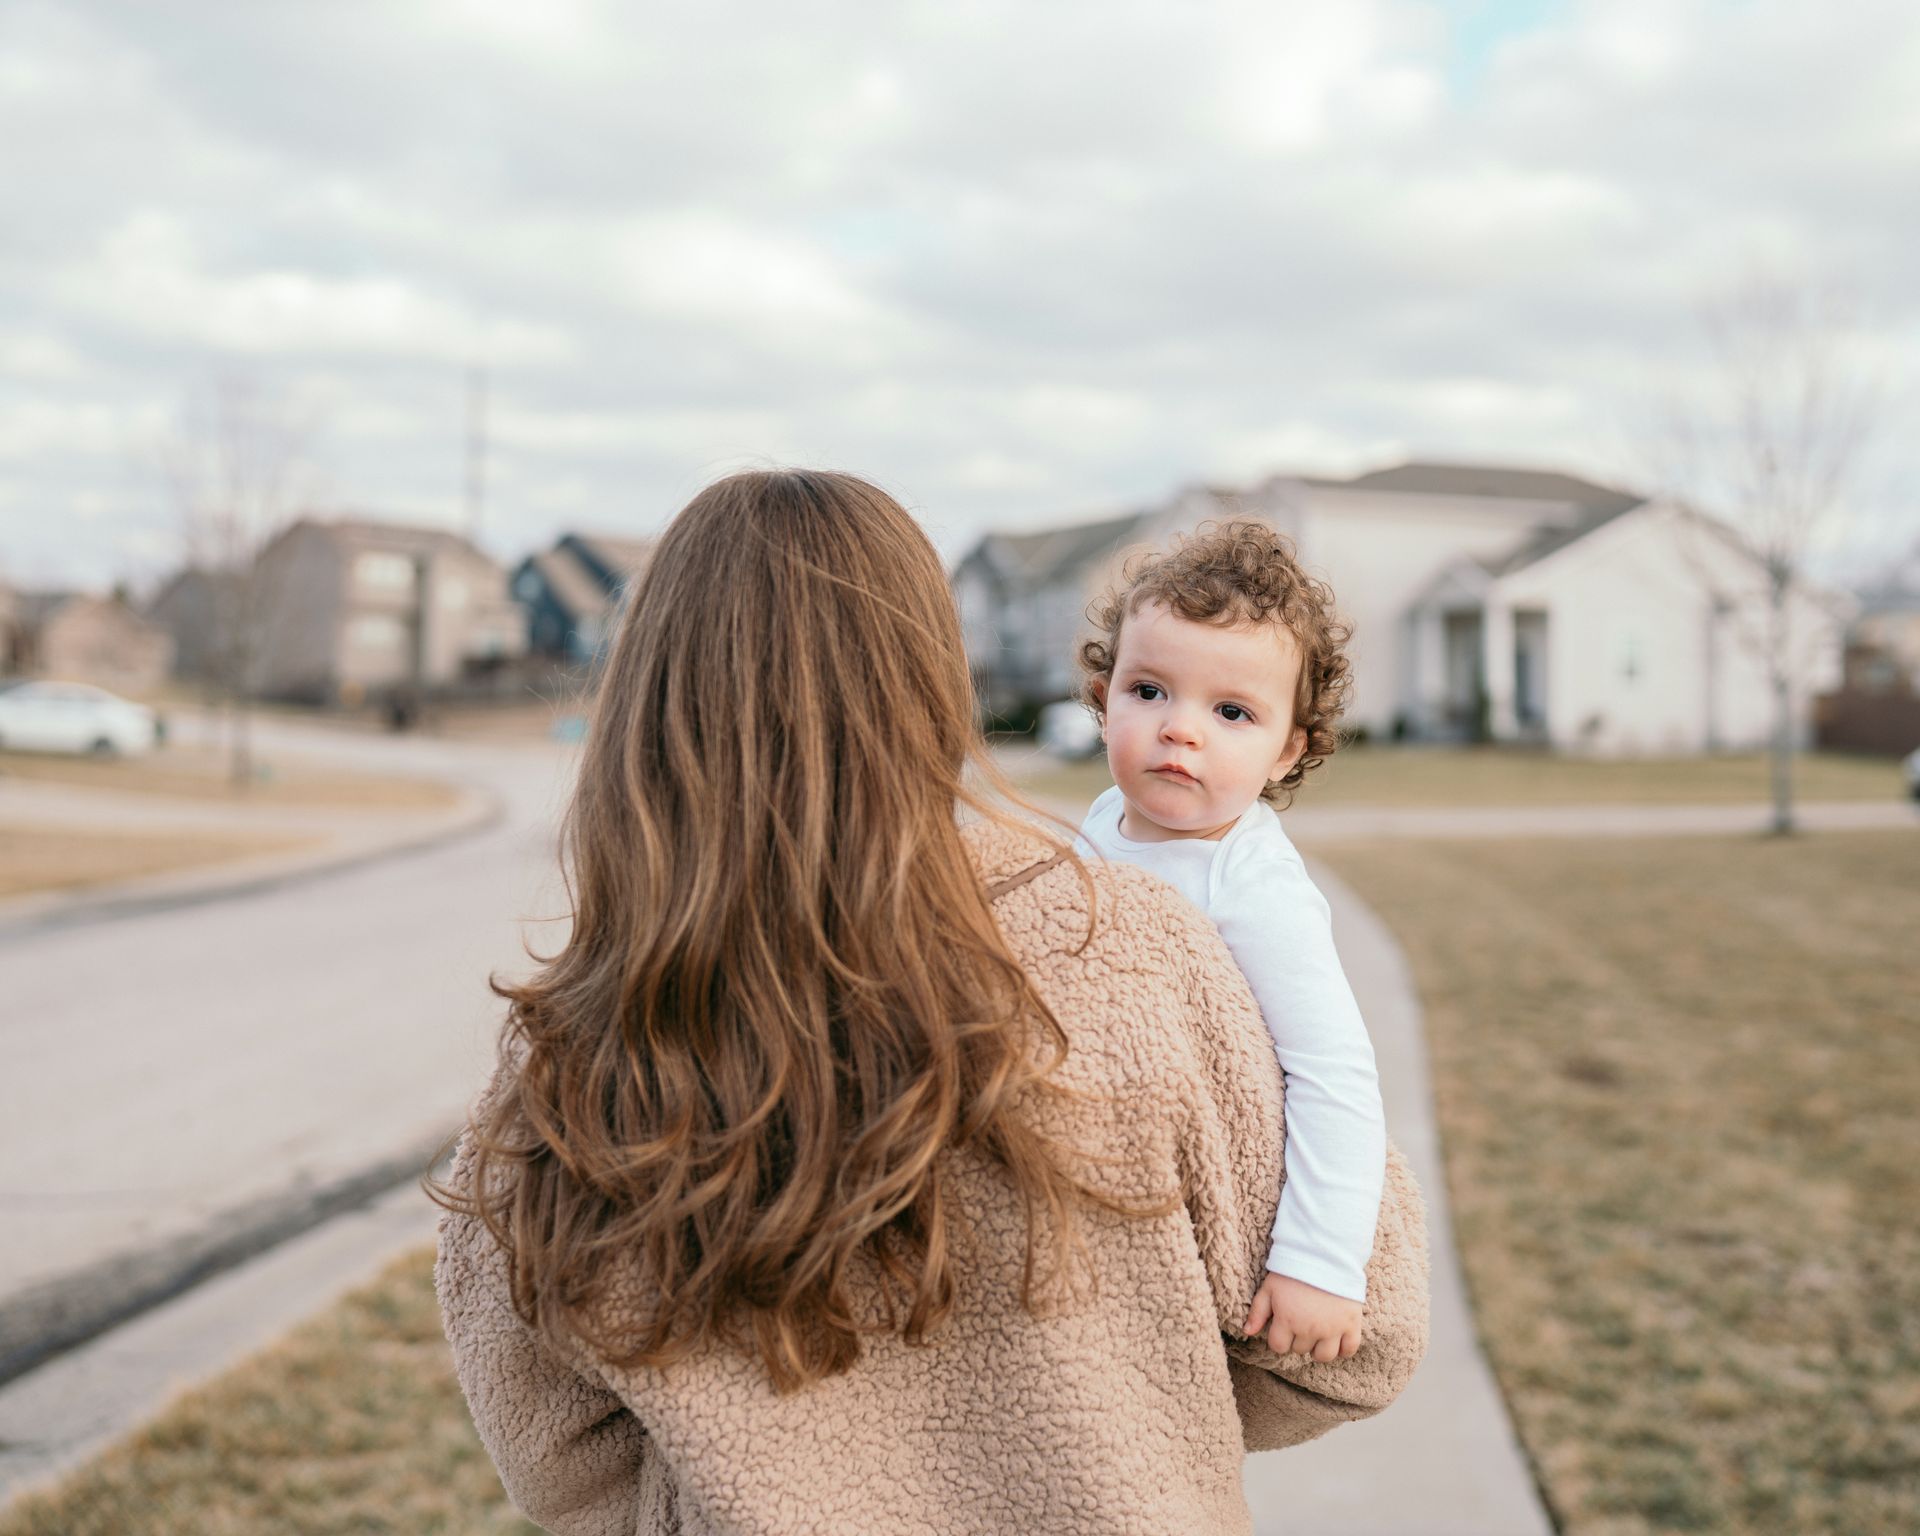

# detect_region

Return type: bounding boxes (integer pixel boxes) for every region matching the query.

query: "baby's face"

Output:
[1099,600,1308,842]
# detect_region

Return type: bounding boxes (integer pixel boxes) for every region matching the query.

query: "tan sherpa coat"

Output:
[437,821,1432,1535]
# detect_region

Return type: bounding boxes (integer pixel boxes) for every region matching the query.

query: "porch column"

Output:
[1407,606,1446,737]
[1481,601,1517,740]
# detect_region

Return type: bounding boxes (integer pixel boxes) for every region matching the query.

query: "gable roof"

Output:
[283,515,498,567]
[12,590,84,629]
[1485,496,1650,576]
[562,532,654,589]
[527,547,614,621]
[976,510,1153,585]
[1304,460,1643,514]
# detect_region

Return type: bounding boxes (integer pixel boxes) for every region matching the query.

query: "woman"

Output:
[432,469,1430,1535]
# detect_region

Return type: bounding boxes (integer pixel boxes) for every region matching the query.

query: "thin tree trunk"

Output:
[1768,579,1793,836]
[225,642,254,790]
[233,696,253,789]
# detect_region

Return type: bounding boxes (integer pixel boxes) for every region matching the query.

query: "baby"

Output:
[1072,519,1386,1362]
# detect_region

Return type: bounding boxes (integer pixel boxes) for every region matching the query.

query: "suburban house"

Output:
[510,532,653,664]
[146,566,245,683]
[1815,540,1920,756]
[954,461,1849,755]
[249,517,527,704]
[0,587,175,694]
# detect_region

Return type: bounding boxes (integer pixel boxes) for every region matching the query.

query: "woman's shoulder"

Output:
[963,818,1245,988]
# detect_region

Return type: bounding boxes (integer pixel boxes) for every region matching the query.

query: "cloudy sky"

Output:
[3,0,1915,593]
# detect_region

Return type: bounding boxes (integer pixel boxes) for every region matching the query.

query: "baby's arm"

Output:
[1208,843,1387,1307]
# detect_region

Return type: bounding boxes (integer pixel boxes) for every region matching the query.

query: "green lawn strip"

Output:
[1011,749,1904,810]
[1319,832,1920,1535]
[0,1249,535,1536]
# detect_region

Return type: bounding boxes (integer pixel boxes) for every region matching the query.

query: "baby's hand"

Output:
[1243,1271,1364,1363]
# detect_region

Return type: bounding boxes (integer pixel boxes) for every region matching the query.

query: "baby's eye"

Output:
[1218,703,1254,723]
[1128,682,1163,702]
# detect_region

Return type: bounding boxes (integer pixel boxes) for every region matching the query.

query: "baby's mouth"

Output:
[1150,764,1199,784]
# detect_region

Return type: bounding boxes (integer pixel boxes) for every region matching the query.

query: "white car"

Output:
[1037,699,1103,760]
[0,680,159,757]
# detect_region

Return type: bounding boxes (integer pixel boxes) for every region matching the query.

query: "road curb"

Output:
[0,1177,448,1507]
[0,1129,459,1392]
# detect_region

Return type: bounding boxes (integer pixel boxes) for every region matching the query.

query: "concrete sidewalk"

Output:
[1015,787,1555,1533]
[1280,797,1916,843]
[1238,859,1554,1535]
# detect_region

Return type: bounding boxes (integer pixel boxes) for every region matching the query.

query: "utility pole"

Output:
[465,364,487,545]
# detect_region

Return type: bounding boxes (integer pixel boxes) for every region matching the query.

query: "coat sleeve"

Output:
[434,1134,663,1534]
[1157,888,1433,1453]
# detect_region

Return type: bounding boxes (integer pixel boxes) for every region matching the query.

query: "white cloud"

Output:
[53,212,573,366]
[0,334,93,382]
[0,0,1914,587]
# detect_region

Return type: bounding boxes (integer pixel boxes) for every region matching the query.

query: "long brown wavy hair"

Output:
[429,469,1181,1394]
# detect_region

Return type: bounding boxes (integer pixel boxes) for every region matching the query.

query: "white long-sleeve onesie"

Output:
[1077,785,1387,1302]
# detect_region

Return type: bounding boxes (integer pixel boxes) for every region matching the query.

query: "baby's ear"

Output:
[1275,723,1308,779]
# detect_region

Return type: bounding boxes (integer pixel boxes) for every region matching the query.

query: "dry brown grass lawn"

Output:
[0,746,463,810]
[1011,747,1905,810]
[0,826,320,898]
[426,700,583,743]
[0,1249,534,1536]
[1320,831,1920,1535]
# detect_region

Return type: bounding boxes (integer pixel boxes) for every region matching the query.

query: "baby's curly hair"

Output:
[1076,519,1353,809]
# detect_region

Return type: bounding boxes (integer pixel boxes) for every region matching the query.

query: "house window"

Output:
[356,551,416,593]
[439,576,469,612]
[348,614,407,651]
[1616,629,1644,685]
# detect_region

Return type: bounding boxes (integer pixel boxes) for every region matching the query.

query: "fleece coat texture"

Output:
[436,820,1432,1535]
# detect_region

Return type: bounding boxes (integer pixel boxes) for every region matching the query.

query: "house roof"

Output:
[13,590,83,628]
[10,590,165,638]
[290,515,498,566]
[529,547,614,621]
[1854,538,1920,613]
[1302,460,1643,513]
[1484,496,1650,576]
[147,566,243,610]
[565,532,654,581]
[960,462,1657,598]
[976,510,1153,586]
[1855,585,1920,616]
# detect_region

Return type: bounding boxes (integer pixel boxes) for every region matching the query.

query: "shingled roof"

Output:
[977,510,1152,584]
[529,548,615,621]
[1303,461,1642,515]
[1484,497,1650,576]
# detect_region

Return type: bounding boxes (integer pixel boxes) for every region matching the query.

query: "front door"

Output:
[1443,611,1485,739]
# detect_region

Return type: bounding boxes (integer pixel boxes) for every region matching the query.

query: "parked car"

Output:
[1037,698,1103,760]
[0,680,159,757]
[1904,744,1920,801]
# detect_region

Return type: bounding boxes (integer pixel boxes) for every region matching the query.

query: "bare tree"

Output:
[1656,275,1884,834]
[161,371,320,788]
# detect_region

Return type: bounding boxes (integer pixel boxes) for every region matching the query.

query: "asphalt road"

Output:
[0,714,580,1379]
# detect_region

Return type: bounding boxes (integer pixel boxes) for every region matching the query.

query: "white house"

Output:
[954,461,1849,755]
